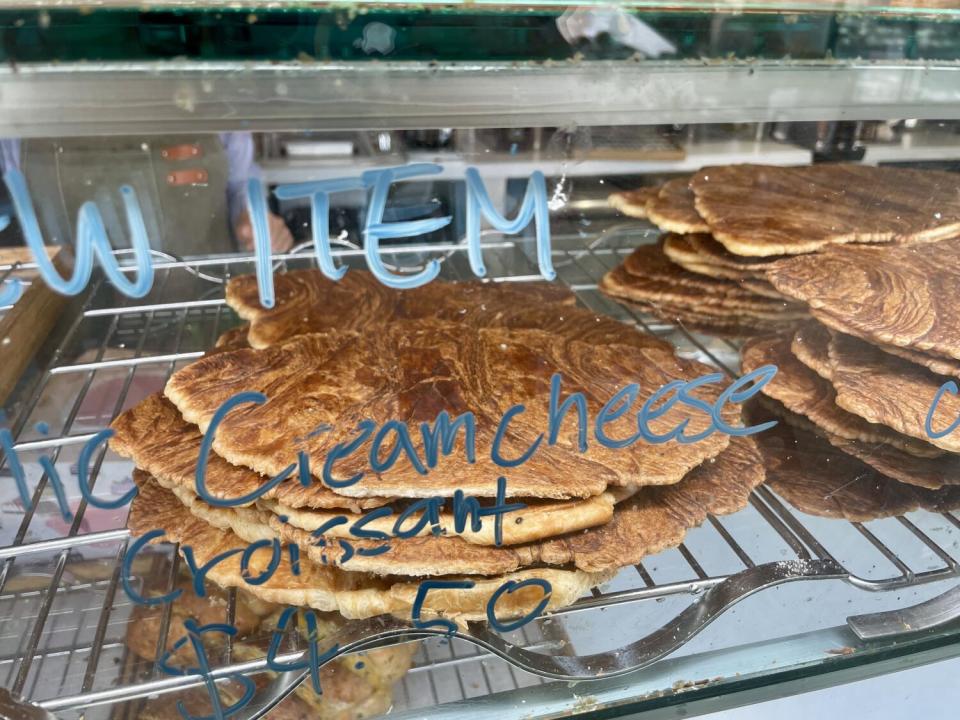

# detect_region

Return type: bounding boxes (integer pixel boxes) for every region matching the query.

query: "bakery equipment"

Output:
[1,2,960,718]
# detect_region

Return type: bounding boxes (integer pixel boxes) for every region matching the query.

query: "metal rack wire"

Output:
[1,232,959,718]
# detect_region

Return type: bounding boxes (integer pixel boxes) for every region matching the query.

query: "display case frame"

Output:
[2,2,960,717]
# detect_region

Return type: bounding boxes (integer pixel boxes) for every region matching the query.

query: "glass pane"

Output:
[0,5,959,718]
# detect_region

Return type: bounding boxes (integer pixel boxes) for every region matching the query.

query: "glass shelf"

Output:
[0,3,958,135]
[2,58,958,137]
[0,4,959,64]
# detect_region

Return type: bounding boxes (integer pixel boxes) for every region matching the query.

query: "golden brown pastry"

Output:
[165,323,736,501]
[741,334,942,458]
[128,474,613,621]
[607,185,661,219]
[647,176,711,234]
[692,164,960,256]
[227,270,576,349]
[767,238,960,360]
[827,332,960,453]
[752,404,960,521]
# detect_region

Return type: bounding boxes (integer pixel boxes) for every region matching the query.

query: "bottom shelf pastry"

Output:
[127,578,416,720]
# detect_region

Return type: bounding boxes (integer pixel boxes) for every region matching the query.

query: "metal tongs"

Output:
[24,562,960,719]
[230,561,960,720]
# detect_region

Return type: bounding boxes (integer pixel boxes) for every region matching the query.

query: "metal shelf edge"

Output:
[0,61,959,135]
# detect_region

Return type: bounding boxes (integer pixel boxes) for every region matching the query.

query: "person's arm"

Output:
[220,132,293,252]
[0,140,21,244]
[0,139,21,174]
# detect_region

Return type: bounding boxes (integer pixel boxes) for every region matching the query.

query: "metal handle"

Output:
[234,558,849,719]
[50,557,957,718]
[847,582,960,640]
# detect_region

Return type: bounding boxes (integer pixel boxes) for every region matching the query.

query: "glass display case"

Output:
[1,2,960,719]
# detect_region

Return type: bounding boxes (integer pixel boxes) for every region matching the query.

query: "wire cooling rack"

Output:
[1,228,959,719]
